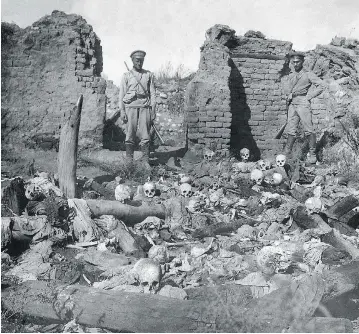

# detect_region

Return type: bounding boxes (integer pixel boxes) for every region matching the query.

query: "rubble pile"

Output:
[1,145,359,333]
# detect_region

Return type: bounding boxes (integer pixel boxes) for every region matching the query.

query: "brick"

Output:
[223,122,231,127]
[187,116,199,122]
[245,58,261,63]
[251,105,266,112]
[251,114,264,121]
[186,106,199,112]
[188,133,205,140]
[265,74,279,80]
[206,122,223,128]
[248,120,259,126]
[221,133,231,139]
[251,73,265,79]
[223,112,232,118]
[188,123,199,128]
[216,116,232,122]
[76,69,94,77]
[205,128,215,133]
[207,133,222,138]
[240,67,254,74]
[255,68,269,74]
[215,128,231,134]
[266,106,281,111]
[268,69,280,74]
[199,116,215,122]
[261,59,275,64]
[207,111,224,117]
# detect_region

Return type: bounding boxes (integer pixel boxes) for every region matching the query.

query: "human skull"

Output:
[240,148,250,162]
[148,245,169,264]
[204,149,215,161]
[143,182,156,198]
[271,173,283,186]
[114,184,132,203]
[276,154,286,167]
[180,183,193,197]
[305,197,322,214]
[133,258,161,294]
[25,183,43,201]
[250,169,264,186]
[257,159,272,171]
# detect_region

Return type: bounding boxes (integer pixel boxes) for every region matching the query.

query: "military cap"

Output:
[130,50,146,58]
[288,51,305,59]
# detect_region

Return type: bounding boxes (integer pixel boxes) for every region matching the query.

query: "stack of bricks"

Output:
[1,10,106,150]
[184,42,232,150]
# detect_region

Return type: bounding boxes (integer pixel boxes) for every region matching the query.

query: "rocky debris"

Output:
[244,30,266,39]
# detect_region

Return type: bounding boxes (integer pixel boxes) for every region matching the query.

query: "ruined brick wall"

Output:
[184,40,232,151]
[229,35,292,158]
[1,11,106,150]
[185,25,359,159]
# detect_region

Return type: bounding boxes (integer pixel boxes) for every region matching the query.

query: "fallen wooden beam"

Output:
[58,95,83,198]
[86,200,166,225]
[2,273,327,333]
[325,195,359,220]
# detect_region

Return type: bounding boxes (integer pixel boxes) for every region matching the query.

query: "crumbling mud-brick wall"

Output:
[184,30,233,151]
[185,25,359,159]
[185,25,292,158]
[229,32,292,158]
[1,10,106,150]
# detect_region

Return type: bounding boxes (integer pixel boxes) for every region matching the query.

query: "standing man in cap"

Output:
[283,51,324,164]
[118,50,156,165]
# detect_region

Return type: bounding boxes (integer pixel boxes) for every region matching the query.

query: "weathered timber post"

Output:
[58,95,83,198]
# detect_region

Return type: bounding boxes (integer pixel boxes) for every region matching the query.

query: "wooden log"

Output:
[325,195,359,220]
[2,268,356,333]
[58,95,83,198]
[86,200,166,226]
[288,317,353,333]
[1,281,222,332]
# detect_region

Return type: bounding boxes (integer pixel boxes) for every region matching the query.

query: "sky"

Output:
[2,0,359,85]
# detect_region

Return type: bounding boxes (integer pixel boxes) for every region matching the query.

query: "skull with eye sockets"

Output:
[203,149,215,161]
[143,182,156,198]
[276,154,286,168]
[240,148,250,162]
[250,169,264,186]
[179,183,193,197]
[257,159,272,171]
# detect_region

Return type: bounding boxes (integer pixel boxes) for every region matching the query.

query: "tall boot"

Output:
[140,142,151,167]
[125,143,134,162]
[284,135,296,158]
[306,133,317,164]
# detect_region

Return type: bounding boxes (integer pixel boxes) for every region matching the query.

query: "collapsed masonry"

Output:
[185,25,359,159]
[1,10,106,150]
